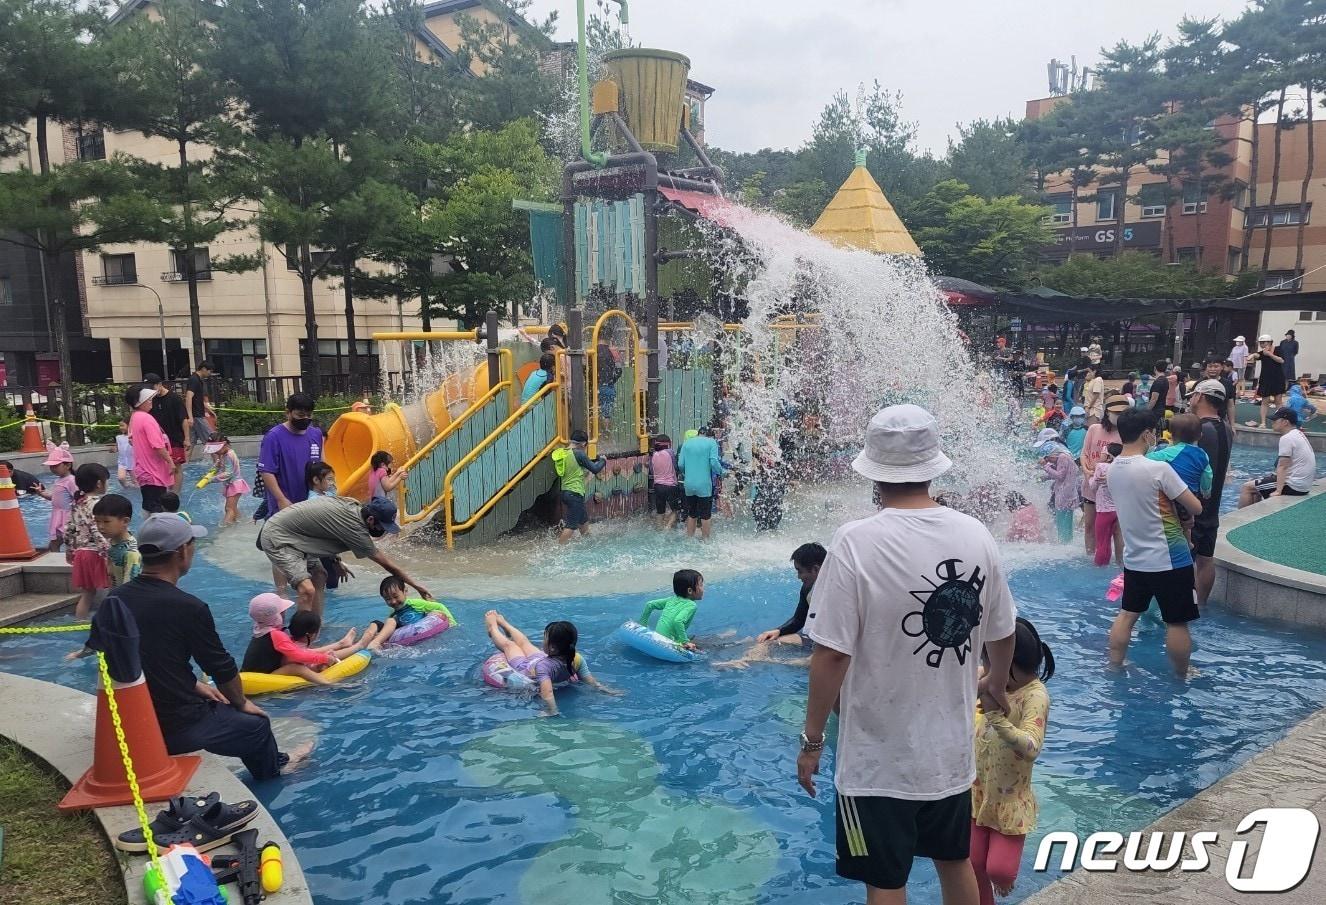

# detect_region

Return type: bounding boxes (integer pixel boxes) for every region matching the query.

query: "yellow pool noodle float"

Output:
[239,649,373,696]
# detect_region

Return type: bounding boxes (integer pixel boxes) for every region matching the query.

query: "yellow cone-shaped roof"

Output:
[810,152,921,256]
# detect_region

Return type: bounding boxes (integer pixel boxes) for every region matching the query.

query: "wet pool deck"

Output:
[0,671,312,905]
[1024,705,1326,904]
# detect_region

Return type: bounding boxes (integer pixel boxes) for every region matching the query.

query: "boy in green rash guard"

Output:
[640,569,704,651]
[380,575,457,628]
[552,429,607,544]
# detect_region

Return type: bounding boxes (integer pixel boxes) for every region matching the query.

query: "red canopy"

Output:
[657,186,745,228]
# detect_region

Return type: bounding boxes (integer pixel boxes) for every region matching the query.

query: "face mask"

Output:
[325,482,337,496]
[290,417,312,432]
[368,523,386,538]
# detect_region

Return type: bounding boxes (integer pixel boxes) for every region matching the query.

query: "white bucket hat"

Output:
[852,405,952,483]
[1233,335,1245,342]
[1258,334,1273,342]
[1032,427,1061,447]
[134,386,156,407]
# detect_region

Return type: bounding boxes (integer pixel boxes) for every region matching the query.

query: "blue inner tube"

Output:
[614,620,702,663]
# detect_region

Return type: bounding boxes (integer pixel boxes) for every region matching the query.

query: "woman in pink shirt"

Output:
[1080,396,1127,558]
[128,385,177,513]
[650,435,681,530]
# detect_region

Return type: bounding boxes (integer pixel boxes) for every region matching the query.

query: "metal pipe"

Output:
[133,282,168,377]
[485,310,502,396]
[679,126,720,179]
[644,187,660,434]
[567,308,587,436]
[371,330,478,341]
[609,113,645,154]
[655,174,724,193]
[577,0,628,168]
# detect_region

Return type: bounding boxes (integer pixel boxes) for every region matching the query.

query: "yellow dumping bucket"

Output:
[325,404,415,500]
[603,48,691,152]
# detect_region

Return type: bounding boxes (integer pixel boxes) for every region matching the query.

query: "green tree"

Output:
[0,162,169,426]
[104,0,242,365]
[452,0,557,130]
[1036,251,1251,298]
[946,118,1031,199]
[911,179,1050,288]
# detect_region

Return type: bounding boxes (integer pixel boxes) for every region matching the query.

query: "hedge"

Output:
[214,394,365,438]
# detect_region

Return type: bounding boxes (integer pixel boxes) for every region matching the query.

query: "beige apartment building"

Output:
[1026,94,1326,378]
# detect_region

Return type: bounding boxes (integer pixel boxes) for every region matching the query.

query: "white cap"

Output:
[134,387,156,407]
[851,405,952,483]
[1234,335,1245,342]
[1032,428,1060,447]
[1258,334,1273,342]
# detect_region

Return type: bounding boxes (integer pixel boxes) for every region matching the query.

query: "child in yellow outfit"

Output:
[971,617,1054,905]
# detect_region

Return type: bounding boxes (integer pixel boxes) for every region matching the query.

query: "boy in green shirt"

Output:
[640,569,704,651]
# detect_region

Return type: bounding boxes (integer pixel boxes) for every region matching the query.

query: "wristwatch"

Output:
[799,731,825,753]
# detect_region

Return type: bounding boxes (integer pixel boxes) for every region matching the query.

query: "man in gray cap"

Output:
[90,514,309,781]
[258,494,433,615]
[797,404,1016,905]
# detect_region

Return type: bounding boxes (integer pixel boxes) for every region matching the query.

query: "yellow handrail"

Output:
[442,381,563,548]
[372,330,479,341]
[587,309,647,459]
[397,378,513,525]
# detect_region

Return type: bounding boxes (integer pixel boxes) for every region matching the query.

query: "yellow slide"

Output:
[324,363,494,499]
[240,649,373,696]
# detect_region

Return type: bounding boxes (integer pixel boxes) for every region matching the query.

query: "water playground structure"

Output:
[323,2,980,551]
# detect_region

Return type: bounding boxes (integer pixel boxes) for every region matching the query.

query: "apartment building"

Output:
[1026,94,1326,377]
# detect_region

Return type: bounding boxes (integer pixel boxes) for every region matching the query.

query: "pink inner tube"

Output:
[389,612,453,647]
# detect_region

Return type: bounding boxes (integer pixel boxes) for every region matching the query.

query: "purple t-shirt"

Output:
[257,422,324,514]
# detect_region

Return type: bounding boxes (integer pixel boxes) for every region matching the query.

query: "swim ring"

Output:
[389,610,455,647]
[614,620,702,663]
[240,649,373,696]
[481,652,584,690]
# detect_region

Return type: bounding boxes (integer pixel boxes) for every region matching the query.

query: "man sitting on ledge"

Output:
[1238,407,1317,508]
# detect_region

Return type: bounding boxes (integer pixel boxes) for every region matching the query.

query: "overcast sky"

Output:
[526,0,1253,156]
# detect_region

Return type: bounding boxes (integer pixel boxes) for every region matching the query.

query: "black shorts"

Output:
[653,484,682,515]
[140,483,168,513]
[561,491,588,529]
[835,790,971,890]
[1252,474,1309,499]
[685,494,714,521]
[1121,566,1200,624]
[1191,516,1219,558]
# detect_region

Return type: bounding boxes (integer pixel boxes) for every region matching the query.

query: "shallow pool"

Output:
[5,447,1326,904]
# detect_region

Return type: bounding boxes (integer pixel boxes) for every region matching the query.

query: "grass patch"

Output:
[0,737,128,905]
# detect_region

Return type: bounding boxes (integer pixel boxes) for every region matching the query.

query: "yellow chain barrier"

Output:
[0,623,92,634]
[98,652,165,880]
[0,418,26,430]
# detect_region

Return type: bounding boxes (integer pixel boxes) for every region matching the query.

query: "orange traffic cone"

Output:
[59,674,201,810]
[0,464,37,561]
[19,406,44,453]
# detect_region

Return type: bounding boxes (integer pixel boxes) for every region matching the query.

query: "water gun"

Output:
[196,469,218,489]
[260,840,283,893]
[144,843,228,905]
[211,829,261,905]
[1106,573,1125,603]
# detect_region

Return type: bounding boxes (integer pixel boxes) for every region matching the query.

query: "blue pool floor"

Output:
[4,446,1326,905]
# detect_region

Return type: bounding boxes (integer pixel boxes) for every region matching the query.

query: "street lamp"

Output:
[134,282,169,378]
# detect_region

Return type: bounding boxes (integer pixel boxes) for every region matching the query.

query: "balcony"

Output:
[91,274,138,286]
[161,270,213,282]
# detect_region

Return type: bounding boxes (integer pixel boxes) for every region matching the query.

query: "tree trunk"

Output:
[43,247,79,445]
[1163,174,1177,263]
[342,250,359,394]
[1259,88,1287,275]
[1294,86,1313,277]
[419,282,432,332]
[180,138,204,366]
[299,243,322,397]
[1069,183,1079,259]
[1194,177,1205,268]
[1240,103,1260,272]
[1113,170,1130,258]
[36,113,50,175]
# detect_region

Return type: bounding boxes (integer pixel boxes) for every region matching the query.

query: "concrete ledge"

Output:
[0,671,313,905]
[1233,424,1326,452]
[0,553,77,626]
[1024,706,1326,904]
[1211,478,1326,627]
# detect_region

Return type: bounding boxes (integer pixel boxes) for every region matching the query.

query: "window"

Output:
[1232,181,1248,210]
[0,275,12,306]
[1181,181,1207,215]
[1045,194,1072,225]
[1177,247,1201,263]
[298,339,378,379]
[205,339,268,381]
[1246,205,1310,228]
[96,254,137,286]
[76,127,105,161]
[1139,184,1166,218]
[1297,311,1326,321]
[1227,247,1242,274]
[1263,270,1302,292]
[1096,190,1117,222]
[283,245,334,272]
[165,247,211,281]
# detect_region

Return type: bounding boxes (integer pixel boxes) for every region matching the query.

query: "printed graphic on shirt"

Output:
[903,558,985,668]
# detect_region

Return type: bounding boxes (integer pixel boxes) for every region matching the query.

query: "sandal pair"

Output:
[115,791,258,853]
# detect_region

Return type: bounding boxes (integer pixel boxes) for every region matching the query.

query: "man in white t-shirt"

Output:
[1239,407,1318,507]
[797,405,1017,904]
[1106,409,1204,676]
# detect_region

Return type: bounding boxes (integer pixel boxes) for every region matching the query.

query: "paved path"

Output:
[1025,707,1326,904]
